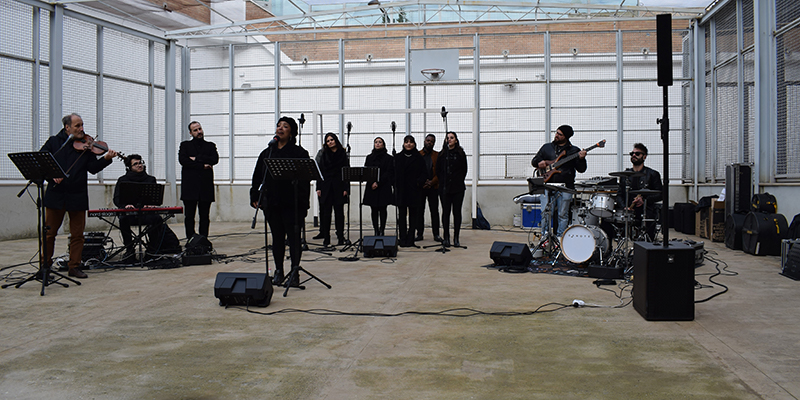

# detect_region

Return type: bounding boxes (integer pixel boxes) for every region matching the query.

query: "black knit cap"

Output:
[557,124,574,139]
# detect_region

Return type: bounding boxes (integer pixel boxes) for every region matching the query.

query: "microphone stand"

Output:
[437,107,452,252]
[297,114,311,251]
[391,121,400,245]
[252,146,273,281]
[340,122,353,248]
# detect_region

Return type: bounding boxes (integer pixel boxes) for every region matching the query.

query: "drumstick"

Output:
[628,194,642,210]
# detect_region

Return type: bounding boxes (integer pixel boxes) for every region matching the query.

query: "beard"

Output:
[631,157,644,166]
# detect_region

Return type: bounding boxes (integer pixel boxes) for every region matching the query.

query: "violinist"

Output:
[40,113,117,279]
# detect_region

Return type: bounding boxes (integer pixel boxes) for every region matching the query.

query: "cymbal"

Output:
[630,189,661,196]
[609,170,644,178]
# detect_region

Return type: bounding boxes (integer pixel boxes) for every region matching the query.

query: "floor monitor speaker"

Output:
[489,241,533,268]
[633,241,694,321]
[363,236,398,258]
[214,272,273,307]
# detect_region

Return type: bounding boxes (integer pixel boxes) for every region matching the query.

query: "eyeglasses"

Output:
[629,151,645,157]
[131,161,145,167]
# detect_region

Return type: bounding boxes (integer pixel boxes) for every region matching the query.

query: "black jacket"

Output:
[250,142,312,214]
[616,165,663,215]
[40,129,113,211]
[113,170,157,208]
[317,148,350,206]
[437,146,468,195]
[531,140,587,188]
[393,148,426,207]
[362,149,394,208]
[179,137,219,202]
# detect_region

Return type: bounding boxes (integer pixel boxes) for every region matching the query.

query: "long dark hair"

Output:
[322,132,345,154]
[371,136,387,154]
[441,131,464,156]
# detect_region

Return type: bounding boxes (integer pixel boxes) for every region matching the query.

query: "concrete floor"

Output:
[0,221,798,399]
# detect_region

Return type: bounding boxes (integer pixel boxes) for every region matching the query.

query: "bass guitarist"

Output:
[531,125,587,237]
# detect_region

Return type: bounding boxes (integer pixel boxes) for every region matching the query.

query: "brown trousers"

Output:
[43,208,86,271]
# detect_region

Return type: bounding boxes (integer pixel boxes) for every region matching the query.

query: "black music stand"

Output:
[4,152,80,295]
[338,166,378,261]
[265,157,331,297]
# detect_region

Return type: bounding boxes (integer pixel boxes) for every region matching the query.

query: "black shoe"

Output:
[313,233,325,240]
[337,237,346,246]
[442,239,451,247]
[272,270,285,285]
[287,275,301,288]
[454,238,460,247]
[414,234,423,241]
[434,235,443,242]
[322,237,331,247]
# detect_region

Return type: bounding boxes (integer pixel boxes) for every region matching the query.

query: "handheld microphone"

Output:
[440,106,448,118]
[268,135,279,147]
[347,121,352,134]
[391,121,396,133]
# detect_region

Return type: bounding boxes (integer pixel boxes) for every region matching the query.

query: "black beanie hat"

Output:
[558,125,574,139]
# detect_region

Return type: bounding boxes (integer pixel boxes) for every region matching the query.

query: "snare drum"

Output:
[589,194,615,218]
[612,209,634,224]
[560,224,611,264]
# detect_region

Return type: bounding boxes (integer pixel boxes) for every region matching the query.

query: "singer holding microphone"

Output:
[437,131,468,247]
[40,113,117,279]
[250,117,311,286]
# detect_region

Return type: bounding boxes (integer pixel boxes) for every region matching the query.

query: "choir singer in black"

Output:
[437,131,468,247]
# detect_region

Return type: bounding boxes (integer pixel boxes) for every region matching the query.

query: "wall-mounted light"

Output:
[241,82,251,89]
[642,48,649,55]
[502,49,510,58]
[301,56,309,64]
[570,47,579,56]
[366,53,373,62]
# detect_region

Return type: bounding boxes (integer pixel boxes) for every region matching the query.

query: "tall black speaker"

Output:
[633,241,694,321]
[657,14,673,87]
[489,242,532,268]
[363,236,398,258]
[726,164,752,216]
[214,272,273,307]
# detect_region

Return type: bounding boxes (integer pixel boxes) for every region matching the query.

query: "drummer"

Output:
[615,143,663,239]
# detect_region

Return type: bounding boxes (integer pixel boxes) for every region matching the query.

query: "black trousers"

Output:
[398,204,420,244]
[370,206,388,236]
[119,214,164,253]
[416,188,440,238]
[264,205,304,272]
[319,201,345,240]
[441,191,465,240]
[183,200,211,239]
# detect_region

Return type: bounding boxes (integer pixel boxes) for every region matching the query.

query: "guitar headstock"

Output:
[597,139,606,148]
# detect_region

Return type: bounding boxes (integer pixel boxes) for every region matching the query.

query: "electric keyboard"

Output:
[88,206,183,218]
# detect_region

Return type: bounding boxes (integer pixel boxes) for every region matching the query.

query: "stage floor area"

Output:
[0,222,797,399]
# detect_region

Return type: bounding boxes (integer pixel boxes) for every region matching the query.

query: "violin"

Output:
[74,134,126,161]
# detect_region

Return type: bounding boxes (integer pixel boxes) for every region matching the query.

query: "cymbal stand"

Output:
[611,179,634,272]
[530,192,562,265]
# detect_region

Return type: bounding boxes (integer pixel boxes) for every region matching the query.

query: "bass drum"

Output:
[560,224,611,264]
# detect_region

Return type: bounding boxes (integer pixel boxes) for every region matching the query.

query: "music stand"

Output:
[338,166,378,261]
[5,152,81,295]
[265,158,331,297]
[114,182,167,265]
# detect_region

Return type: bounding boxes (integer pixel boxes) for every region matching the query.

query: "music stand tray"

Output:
[118,182,164,207]
[5,152,80,295]
[264,158,331,297]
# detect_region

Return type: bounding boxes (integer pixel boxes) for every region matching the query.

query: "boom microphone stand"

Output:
[339,122,354,249]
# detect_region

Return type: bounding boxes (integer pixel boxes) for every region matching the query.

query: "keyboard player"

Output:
[113,154,164,261]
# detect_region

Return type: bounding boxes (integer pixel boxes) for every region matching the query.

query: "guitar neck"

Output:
[552,143,599,169]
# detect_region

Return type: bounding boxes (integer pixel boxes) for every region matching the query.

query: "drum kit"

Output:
[526,170,662,272]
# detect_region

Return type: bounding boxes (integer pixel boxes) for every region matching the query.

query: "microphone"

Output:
[347,121,352,134]
[268,135,279,147]
[54,134,75,154]
[391,121,396,133]
[298,113,306,126]
[440,106,448,118]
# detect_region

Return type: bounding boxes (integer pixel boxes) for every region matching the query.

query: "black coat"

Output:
[250,142,311,215]
[393,148,426,207]
[530,140,587,188]
[362,149,394,208]
[179,137,219,202]
[317,148,350,206]
[616,165,663,215]
[437,146,468,195]
[40,129,113,211]
[113,170,157,208]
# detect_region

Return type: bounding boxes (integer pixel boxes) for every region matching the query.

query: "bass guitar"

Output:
[535,139,606,183]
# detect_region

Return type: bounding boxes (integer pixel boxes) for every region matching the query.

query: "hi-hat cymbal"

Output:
[630,189,661,196]
[609,170,644,178]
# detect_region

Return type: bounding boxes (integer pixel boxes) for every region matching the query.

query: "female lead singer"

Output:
[315,132,349,247]
[250,117,311,286]
[394,135,426,247]
[363,137,394,236]
[437,131,468,247]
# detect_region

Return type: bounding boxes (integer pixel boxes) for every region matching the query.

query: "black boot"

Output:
[454,228,460,247]
[272,269,285,285]
[442,233,451,247]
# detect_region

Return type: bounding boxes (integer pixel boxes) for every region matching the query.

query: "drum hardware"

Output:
[571,204,599,226]
[527,179,579,265]
[609,170,645,178]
